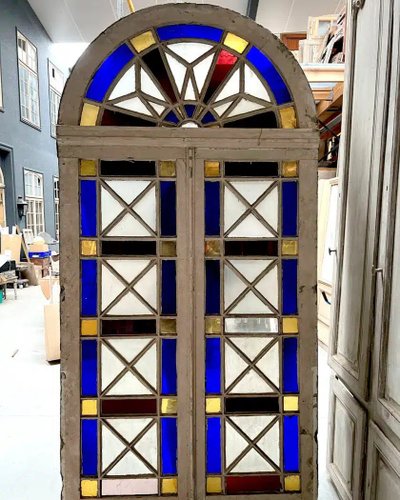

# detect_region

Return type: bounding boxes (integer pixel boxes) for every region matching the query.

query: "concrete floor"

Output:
[0,285,339,500]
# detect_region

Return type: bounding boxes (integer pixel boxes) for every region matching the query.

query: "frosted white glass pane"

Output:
[224,188,247,232]
[184,78,196,100]
[214,68,240,102]
[165,54,187,93]
[107,418,152,444]
[257,420,280,466]
[107,259,150,284]
[101,266,125,311]
[105,180,150,205]
[224,266,246,309]
[135,423,158,469]
[214,101,233,117]
[255,187,278,232]
[225,317,279,333]
[225,422,249,467]
[193,54,214,93]
[244,64,271,102]
[101,344,125,390]
[230,291,273,314]
[108,450,151,475]
[168,42,213,63]
[101,188,124,230]
[141,68,166,101]
[133,187,156,231]
[255,265,278,309]
[135,344,157,389]
[227,98,265,118]
[109,65,136,100]
[108,371,152,396]
[230,337,273,362]
[229,214,274,238]
[115,96,152,116]
[224,343,248,388]
[107,291,152,316]
[102,426,126,471]
[230,180,273,204]
[231,370,272,393]
[107,338,152,364]
[229,259,270,283]
[256,342,280,388]
[134,265,157,309]
[231,448,273,473]
[107,213,152,237]
[230,416,275,441]
[149,102,166,115]
[182,122,198,128]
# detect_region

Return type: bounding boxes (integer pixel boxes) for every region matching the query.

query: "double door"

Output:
[60,132,317,500]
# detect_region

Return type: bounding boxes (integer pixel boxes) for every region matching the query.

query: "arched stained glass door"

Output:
[58,5,318,500]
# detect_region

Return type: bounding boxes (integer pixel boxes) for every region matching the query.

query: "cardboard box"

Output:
[0,234,22,263]
[29,242,49,253]
[44,303,60,362]
[39,276,59,301]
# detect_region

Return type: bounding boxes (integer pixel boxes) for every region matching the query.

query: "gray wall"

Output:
[0,0,66,238]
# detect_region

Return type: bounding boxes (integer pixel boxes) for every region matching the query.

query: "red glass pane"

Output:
[226,474,281,494]
[101,398,157,416]
[204,50,238,103]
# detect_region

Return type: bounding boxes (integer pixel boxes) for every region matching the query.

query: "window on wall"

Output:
[24,170,45,235]
[17,31,40,127]
[48,62,64,137]
[54,177,60,239]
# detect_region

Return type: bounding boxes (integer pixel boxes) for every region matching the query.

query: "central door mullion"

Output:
[176,156,195,499]
[193,153,207,499]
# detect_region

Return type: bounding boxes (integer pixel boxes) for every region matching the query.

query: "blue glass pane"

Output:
[246,46,291,105]
[81,260,97,317]
[157,24,223,43]
[162,260,176,315]
[86,44,134,102]
[283,337,299,393]
[206,260,220,315]
[165,111,180,124]
[202,111,216,124]
[81,419,98,476]
[81,339,97,397]
[282,259,298,315]
[80,180,97,237]
[207,417,221,473]
[283,415,299,472]
[160,181,176,236]
[162,338,177,395]
[282,181,298,237]
[185,104,196,118]
[161,417,177,474]
[206,337,221,394]
[205,181,220,236]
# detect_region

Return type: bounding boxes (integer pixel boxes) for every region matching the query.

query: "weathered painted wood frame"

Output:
[57,5,318,499]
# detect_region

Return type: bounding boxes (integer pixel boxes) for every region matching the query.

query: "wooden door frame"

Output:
[59,126,318,500]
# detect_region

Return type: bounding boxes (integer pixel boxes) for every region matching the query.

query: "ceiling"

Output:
[27,0,345,43]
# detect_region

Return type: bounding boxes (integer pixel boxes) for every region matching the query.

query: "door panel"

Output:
[365,423,400,500]
[195,156,316,498]
[330,0,388,399]
[327,376,366,500]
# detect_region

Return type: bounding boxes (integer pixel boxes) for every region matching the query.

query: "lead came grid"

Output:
[204,160,300,495]
[79,159,178,498]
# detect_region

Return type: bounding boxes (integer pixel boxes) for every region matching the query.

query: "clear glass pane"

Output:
[109,65,136,100]
[168,42,213,63]
[227,98,265,118]
[225,317,279,333]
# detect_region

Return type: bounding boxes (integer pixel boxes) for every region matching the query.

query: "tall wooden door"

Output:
[57,5,318,499]
[328,0,400,498]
